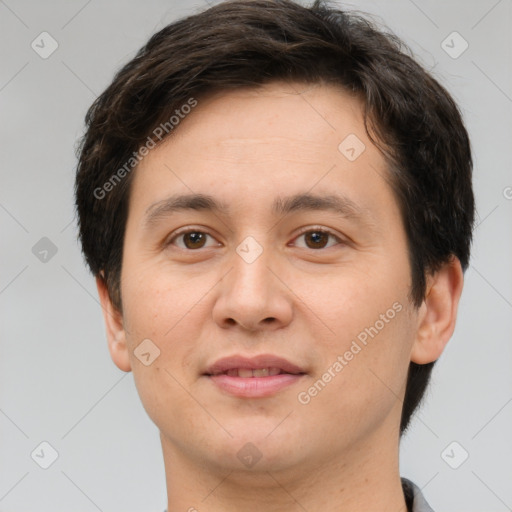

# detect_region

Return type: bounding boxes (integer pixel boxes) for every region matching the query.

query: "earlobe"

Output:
[410,256,464,365]
[95,274,132,373]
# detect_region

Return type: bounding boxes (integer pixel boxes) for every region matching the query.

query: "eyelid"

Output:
[166,226,221,249]
[290,226,345,247]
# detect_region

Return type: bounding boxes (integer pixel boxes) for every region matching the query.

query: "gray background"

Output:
[1,0,511,510]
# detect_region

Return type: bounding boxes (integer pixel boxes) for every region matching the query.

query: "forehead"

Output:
[128,81,397,225]
[169,81,366,151]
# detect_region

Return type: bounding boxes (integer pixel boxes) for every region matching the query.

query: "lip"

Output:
[204,354,305,376]
[207,373,305,398]
[203,354,306,398]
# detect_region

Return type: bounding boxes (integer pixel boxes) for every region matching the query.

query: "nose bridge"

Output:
[212,233,293,330]
[230,234,274,301]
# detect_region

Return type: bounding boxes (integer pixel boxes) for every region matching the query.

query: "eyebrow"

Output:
[143,192,374,229]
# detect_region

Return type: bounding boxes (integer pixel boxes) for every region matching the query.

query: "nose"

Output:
[211,241,293,332]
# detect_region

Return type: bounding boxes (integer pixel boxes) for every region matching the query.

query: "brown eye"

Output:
[304,231,329,249]
[293,229,342,250]
[168,230,218,250]
[182,232,207,249]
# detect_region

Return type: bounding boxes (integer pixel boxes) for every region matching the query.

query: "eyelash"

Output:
[166,226,345,251]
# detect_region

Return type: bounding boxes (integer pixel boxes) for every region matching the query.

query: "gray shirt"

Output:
[402,477,435,512]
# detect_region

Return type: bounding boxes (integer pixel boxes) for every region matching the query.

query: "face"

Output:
[111,81,424,474]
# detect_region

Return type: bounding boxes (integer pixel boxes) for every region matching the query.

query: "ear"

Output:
[96,273,131,372]
[411,256,464,364]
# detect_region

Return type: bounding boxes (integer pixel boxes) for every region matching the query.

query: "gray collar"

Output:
[401,477,435,512]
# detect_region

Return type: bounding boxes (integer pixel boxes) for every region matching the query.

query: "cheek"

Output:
[302,259,415,424]
[299,308,415,443]
[121,272,203,431]
[304,259,409,342]
[130,362,209,448]
[122,260,198,339]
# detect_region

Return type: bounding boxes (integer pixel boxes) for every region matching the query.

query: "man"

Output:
[74,1,475,510]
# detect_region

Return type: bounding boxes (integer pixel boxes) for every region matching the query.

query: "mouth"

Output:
[203,354,307,398]
[206,367,304,377]
[204,353,306,376]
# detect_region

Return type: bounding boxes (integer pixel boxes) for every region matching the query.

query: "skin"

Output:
[96,81,463,511]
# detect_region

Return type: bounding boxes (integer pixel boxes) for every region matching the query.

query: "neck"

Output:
[161,417,406,512]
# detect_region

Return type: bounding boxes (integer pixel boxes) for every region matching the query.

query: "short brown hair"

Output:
[74,0,475,435]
